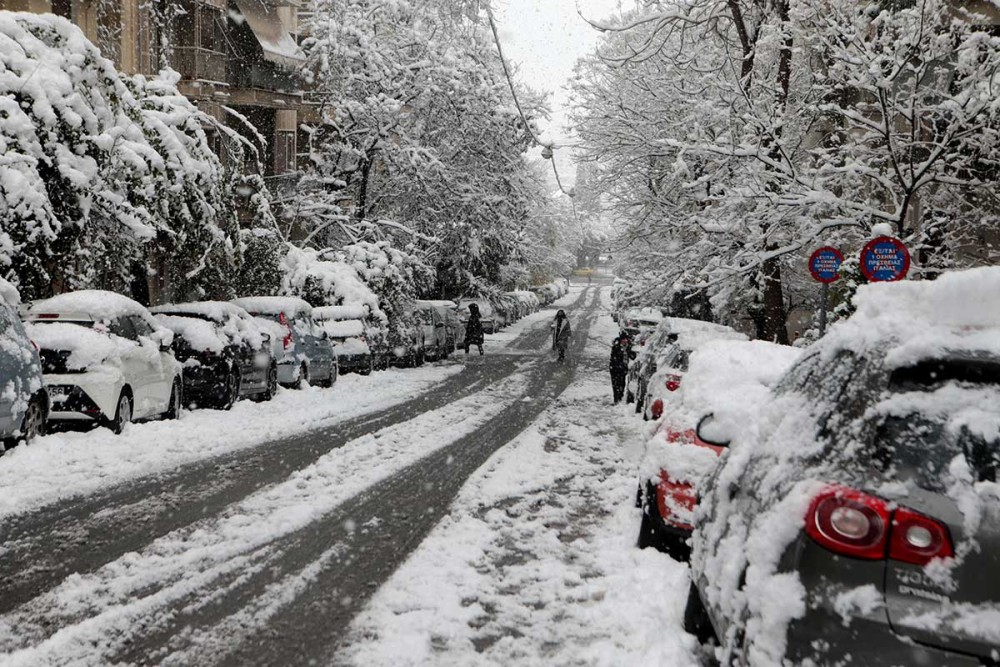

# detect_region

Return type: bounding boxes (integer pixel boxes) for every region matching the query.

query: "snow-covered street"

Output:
[0,283,699,666]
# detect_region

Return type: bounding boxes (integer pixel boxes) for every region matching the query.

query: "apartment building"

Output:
[1,0,306,199]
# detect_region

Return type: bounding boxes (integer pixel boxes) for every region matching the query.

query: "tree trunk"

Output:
[761,255,788,344]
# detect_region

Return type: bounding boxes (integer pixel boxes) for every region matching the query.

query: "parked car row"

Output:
[455,290,544,335]
[0,285,462,448]
[625,267,1000,665]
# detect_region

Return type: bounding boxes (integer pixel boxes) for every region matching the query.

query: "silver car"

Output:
[232,297,337,388]
[0,281,47,449]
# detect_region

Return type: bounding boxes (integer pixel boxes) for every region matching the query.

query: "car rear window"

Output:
[869,359,1000,488]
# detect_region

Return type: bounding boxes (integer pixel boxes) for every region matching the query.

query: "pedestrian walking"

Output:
[551,309,572,362]
[464,303,484,355]
[609,333,634,404]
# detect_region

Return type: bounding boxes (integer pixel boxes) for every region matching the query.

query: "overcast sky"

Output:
[492,0,624,187]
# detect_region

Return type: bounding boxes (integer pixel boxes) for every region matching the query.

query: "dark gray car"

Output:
[686,274,1000,666]
[0,281,48,449]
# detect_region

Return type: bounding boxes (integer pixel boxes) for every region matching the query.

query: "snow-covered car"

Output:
[419,300,462,354]
[635,318,747,419]
[152,302,277,408]
[315,313,373,375]
[0,279,48,449]
[637,339,800,559]
[409,302,449,360]
[25,291,181,433]
[388,318,426,368]
[232,297,337,388]
[686,267,1000,666]
[621,306,664,340]
[457,297,497,334]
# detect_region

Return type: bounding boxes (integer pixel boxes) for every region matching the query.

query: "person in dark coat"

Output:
[465,303,484,355]
[609,333,635,404]
[551,309,572,362]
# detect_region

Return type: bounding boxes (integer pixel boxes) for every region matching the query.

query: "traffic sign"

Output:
[860,236,910,282]
[809,247,843,284]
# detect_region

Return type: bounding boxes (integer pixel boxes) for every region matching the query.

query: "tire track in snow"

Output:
[0,368,536,665]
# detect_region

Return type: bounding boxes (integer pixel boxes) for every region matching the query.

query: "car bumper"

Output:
[277,360,301,385]
[44,371,122,421]
[337,353,371,372]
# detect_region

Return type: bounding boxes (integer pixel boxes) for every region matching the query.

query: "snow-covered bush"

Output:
[278,245,385,322]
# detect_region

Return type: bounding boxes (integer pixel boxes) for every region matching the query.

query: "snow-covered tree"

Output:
[0,13,274,304]
[298,0,545,298]
[571,0,1000,340]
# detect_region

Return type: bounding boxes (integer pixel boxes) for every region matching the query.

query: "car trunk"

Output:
[883,488,1000,657]
[874,358,1000,657]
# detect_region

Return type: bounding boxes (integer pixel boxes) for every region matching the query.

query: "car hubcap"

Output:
[24,403,43,439]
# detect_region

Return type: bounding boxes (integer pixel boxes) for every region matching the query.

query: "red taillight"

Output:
[806,485,954,565]
[278,312,293,350]
[665,374,682,392]
[806,486,889,560]
[651,398,664,419]
[30,339,39,352]
[889,507,954,565]
[657,470,696,530]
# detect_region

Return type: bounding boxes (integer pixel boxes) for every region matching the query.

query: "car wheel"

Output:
[683,581,718,647]
[22,394,46,442]
[359,356,373,376]
[417,349,425,366]
[108,391,133,434]
[165,380,182,420]
[297,363,310,389]
[264,363,278,400]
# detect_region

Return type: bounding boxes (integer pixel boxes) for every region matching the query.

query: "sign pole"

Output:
[808,246,843,339]
[819,282,829,336]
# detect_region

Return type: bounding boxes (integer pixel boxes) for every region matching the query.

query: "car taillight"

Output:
[278,312,293,350]
[806,485,954,565]
[806,486,889,560]
[30,339,39,352]
[665,374,682,392]
[651,398,664,419]
[889,507,954,565]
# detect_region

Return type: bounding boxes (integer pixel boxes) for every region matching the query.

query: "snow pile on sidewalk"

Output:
[337,361,698,665]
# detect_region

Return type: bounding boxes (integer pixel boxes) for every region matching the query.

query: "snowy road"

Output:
[0,282,697,666]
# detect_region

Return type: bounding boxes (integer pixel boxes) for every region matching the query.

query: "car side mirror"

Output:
[696,413,733,447]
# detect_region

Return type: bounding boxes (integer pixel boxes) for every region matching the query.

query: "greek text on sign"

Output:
[809,247,843,284]
[860,236,910,282]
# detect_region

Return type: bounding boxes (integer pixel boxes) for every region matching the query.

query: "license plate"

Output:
[47,386,68,401]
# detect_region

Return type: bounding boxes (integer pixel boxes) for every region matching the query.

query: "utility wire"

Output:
[484,5,576,200]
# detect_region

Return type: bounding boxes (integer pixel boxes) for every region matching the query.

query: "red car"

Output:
[636,339,801,560]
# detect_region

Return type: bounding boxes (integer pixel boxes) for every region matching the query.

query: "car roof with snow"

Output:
[676,339,802,422]
[313,304,368,321]
[232,296,313,318]
[660,317,747,351]
[811,266,1000,368]
[151,301,252,322]
[27,290,152,321]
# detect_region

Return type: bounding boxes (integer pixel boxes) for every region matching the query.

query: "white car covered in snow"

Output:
[25,291,182,433]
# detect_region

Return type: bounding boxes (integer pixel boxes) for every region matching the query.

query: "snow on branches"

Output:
[0,12,266,303]
[572,0,1000,340]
